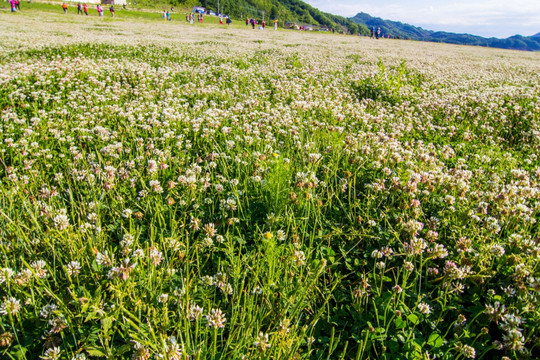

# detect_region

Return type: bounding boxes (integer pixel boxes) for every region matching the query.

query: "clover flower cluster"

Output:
[0,13,539,359]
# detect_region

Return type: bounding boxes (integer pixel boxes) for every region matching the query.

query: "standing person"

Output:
[376,27,381,39]
[200,13,203,23]
[10,0,16,12]
[226,16,232,26]
[62,2,68,14]
[219,15,223,25]
[166,10,171,21]
[110,5,114,17]
[97,4,103,17]
[83,3,88,15]
[370,27,374,39]
[251,19,255,29]
[77,3,82,15]
[14,0,20,11]
[246,18,249,26]
[274,19,278,30]
[163,10,166,20]
[262,20,266,29]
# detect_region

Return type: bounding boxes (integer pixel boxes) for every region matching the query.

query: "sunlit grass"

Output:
[0,8,539,360]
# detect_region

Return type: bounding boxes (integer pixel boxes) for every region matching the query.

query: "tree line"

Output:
[170,0,369,35]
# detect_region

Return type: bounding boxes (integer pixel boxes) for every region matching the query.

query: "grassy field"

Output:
[1,7,540,360]
[1,2,228,23]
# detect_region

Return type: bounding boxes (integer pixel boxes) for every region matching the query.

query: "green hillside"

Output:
[172,0,368,34]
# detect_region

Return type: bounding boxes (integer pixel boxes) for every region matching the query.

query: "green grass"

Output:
[0,10,539,360]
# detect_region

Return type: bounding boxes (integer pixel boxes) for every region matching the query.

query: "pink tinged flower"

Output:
[206,308,226,328]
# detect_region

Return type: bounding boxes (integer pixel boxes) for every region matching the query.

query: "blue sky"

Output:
[303,0,540,38]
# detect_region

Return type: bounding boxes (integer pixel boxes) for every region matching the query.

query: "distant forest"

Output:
[170,0,369,35]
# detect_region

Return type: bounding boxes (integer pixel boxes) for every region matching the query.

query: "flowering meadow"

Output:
[1,10,540,360]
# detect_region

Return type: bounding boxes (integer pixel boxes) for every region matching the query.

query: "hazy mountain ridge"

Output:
[351,12,540,51]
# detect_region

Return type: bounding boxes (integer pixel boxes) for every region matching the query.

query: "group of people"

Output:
[76,3,88,15]
[162,10,171,21]
[61,3,114,17]
[9,0,20,12]
[370,27,382,39]
[247,18,265,30]
[246,18,278,30]
[184,12,232,26]
[184,12,205,24]
[218,14,231,25]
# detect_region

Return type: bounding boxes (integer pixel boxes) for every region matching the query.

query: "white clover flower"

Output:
[54,213,70,230]
[403,261,415,271]
[252,286,263,295]
[428,243,448,259]
[147,160,158,174]
[502,329,524,351]
[149,179,163,193]
[164,335,182,360]
[132,248,144,259]
[66,261,81,277]
[0,268,15,284]
[121,209,133,218]
[31,260,49,279]
[417,302,431,315]
[40,304,57,319]
[87,212,98,223]
[457,344,475,359]
[111,258,136,281]
[149,247,163,266]
[41,347,61,360]
[490,244,505,257]
[188,304,204,321]
[206,308,226,328]
[254,332,271,352]
[292,250,306,265]
[96,251,113,267]
[0,297,21,316]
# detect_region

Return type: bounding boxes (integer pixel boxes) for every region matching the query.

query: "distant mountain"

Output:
[351,12,540,51]
[182,0,539,50]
